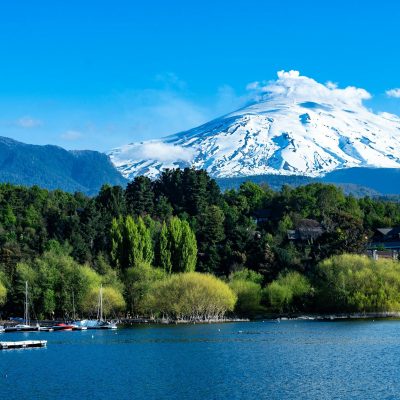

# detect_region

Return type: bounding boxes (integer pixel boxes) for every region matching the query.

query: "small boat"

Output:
[69,291,87,330]
[72,325,87,331]
[38,326,54,332]
[52,323,74,331]
[5,323,40,332]
[72,319,117,330]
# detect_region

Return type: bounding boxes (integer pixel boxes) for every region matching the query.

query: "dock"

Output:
[0,340,47,350]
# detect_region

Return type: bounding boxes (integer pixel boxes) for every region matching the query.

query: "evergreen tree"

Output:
[125,176,154,216]
[199,205,225,244]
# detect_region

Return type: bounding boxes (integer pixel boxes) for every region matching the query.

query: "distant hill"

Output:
[0,137,127,194]
[216,170,385,197]
[323,168,400,195]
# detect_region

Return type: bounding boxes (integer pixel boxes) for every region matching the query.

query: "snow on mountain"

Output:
[109,71,400,180]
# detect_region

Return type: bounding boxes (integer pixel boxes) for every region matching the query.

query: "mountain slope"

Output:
[0,137,127,194]
[109,71,400,180]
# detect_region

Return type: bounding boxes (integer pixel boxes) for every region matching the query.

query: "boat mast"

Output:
[72,291,76,321]
[100,285,103,322]
[24,281,29,326]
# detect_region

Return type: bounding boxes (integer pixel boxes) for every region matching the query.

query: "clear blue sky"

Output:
[1,0,400,151]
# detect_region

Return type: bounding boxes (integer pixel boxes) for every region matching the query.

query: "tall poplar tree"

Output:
[159,221,172,274]
[179,220,197,272]
[158,217,197,273]
[137,216,154,264]
[110,216,124,269]
[124,215,140,268]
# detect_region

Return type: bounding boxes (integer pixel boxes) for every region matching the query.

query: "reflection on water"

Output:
[1,320,400,399]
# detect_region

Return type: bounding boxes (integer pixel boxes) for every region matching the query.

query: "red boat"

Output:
[52,323,74,331]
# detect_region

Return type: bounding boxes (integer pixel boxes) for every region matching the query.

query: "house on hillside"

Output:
[367,227,400,260]
[287,219,324,244]
[252,209,273,225]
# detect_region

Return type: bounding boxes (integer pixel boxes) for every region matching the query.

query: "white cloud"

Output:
[277,70,300,79]
[326,81,338,89]
[246,70,371,107]
[386,88,400,98]
[16,116,42,128]
[61,130,82,141]
[120,141,194,163]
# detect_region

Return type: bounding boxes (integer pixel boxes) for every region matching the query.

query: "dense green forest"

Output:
[0,168,400,320]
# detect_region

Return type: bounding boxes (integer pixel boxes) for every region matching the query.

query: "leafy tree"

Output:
[142,272,236,320]
[313,212,367,260]
[229,268,263,285]
[179,221,197,272]
[316,254,400,312]
[158,217,197,273]
[110,217,124,268]
[238,181,271,211]
[137,216,154,264]
[124,262,166,315]
[0,272,7,306]
[159,221,172,273]
[229,277,263,316]
[265,271,312,312]
[111,216,154,269]
[81,286,126,317]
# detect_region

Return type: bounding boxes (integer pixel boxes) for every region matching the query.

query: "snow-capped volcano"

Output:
[109,71,400,179]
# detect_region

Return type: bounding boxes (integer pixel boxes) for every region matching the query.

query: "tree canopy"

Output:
[0,168,399,318]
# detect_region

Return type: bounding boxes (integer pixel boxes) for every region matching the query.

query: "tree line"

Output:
[0,168,399,319]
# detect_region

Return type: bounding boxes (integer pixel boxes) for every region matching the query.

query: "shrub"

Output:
[316,254,400,312]
[229,279,262,315]
[142,272,237,320]
[264,271,312,312]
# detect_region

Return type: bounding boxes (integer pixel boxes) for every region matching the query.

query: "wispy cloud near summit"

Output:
[246,70,371,107]
[386,88,400,98]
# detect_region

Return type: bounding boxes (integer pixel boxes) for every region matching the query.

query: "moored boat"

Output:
[52,323,74,331]
[4,282,42,333]
[5,323,40,333]
[71,286,118,330]
[71,324,87,331]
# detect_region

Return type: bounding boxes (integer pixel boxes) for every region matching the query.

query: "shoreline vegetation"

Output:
[1,168,400,321]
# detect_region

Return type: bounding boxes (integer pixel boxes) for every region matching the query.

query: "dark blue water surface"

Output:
[1,320,400,399]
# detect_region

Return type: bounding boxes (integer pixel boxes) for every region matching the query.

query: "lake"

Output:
[0,320,399,399]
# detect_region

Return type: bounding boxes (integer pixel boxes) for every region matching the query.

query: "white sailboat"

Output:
[69,291,87,330]
[72,285,117,330]
[6,281,40,332]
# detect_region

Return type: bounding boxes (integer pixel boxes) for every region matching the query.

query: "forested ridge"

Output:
[1,168,400,320]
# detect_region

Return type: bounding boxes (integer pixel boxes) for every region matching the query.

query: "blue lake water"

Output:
[1,320,400,399]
